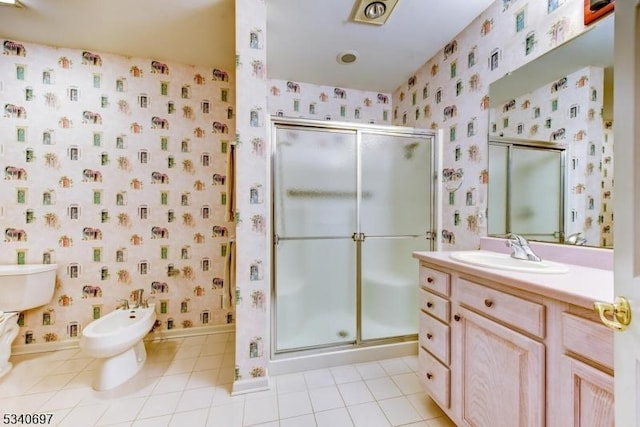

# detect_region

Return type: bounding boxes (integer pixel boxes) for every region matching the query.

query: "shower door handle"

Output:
[352,233,365,242]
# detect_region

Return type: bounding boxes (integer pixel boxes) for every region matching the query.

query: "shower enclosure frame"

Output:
[269,117,438,358]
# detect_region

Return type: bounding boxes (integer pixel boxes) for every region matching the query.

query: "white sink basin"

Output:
[449,251,569,274]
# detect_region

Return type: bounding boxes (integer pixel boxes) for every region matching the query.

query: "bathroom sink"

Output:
[449,251,569,274]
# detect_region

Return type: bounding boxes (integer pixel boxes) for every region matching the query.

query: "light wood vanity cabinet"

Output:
[418,265,452,410]
[560,311,614,427]
[417,261,614,427]
[457,305,545,427]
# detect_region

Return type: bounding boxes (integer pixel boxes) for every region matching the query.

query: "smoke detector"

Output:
[351,0,399,25]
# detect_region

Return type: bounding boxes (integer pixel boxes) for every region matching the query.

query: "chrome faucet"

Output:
[132,289,144,308]
[505,233,542,262]
[565,232,587,246]
[117,299,130,310]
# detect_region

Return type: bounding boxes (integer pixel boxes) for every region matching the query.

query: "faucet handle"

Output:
[131,288,144,307]
[119,299,130,310]
[506,233,528,245]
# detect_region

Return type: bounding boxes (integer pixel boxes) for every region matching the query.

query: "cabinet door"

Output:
[561,356,614,427]
[457,307,545,427]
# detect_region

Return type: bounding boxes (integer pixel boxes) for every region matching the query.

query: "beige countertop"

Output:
[413,250,614,310]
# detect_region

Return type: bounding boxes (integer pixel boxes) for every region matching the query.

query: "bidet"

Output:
[80,304,156,390]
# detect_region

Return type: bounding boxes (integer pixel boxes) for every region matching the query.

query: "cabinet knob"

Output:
[484,299,493,308]
[426,302,433,308]
[426,333,433,340]
[426,372,433,380]
[454,314,461,321]
[427,276,434,283]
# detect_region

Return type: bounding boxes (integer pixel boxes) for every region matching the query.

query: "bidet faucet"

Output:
[132,289,144,308]
[505,233,542,262]
[117,299,130,310]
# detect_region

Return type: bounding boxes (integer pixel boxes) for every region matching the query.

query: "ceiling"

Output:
[0,0,494,93]
[267,0,494,92]
[0,0,236,72]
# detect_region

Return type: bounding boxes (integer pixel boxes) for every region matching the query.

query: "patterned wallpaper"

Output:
[0,40,235,346]
[234,0,270,388]
[392,0,596,249]
[489,65,611,247]
[268,79,392,124]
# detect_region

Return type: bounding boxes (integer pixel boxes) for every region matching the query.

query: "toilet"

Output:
[80,303,156,391]
[0,264,58,378]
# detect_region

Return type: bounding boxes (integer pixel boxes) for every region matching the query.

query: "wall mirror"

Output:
[488,14,613,248]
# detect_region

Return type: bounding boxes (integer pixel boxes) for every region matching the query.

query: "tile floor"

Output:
[0,333,455,426]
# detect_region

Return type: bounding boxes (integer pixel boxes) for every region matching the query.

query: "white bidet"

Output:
[80,304,156,391]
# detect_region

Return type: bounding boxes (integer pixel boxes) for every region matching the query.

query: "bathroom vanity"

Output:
[413,249,614,427]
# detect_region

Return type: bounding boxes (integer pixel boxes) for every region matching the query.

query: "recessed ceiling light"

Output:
[337,50,359,65]
[364,2,386,19]
[351,0,399,26]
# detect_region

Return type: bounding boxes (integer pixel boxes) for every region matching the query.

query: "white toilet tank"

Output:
[0,264,58,312]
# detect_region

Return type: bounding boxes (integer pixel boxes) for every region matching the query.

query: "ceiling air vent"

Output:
[351,0,399,26]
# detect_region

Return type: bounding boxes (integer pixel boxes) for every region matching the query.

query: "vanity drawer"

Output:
[419,311,450,364]
[562,312,613,370]
[419,346,450,409]
[419,288,450,323]
[419,265,450,297]
[457,278,545,339]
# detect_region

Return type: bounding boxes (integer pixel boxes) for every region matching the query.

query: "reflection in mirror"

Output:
[488,15,613,248]
[488,139,565,243]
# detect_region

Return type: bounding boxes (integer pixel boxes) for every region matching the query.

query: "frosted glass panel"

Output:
[275,239,356,351]
[361,237,424,340]
[273,121,434,353]
[274,126,357,237]
[360,133,432,235]
[488,144,508,236]
[511,147,562,241]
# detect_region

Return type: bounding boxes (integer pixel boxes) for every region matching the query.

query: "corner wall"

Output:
[233,0,270,391]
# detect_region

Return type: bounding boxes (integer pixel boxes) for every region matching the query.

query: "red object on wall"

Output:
[584,0,614,26]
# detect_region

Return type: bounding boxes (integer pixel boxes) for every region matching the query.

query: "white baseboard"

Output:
[10,324,235,356]
[232,376,271,395]
[145,324,235,343]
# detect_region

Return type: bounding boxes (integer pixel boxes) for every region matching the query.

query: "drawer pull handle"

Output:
[426,333,433,340]
[426,372,434,380]
[426,302,433,308]
[484,299,493,308]
[454,314,461,322]
[427,277,434,283]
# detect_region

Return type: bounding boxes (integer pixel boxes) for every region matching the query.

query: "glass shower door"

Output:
[359,132,433,341]
[488,142,564,242]
[273,125,357,351]
[511,147,563,242]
